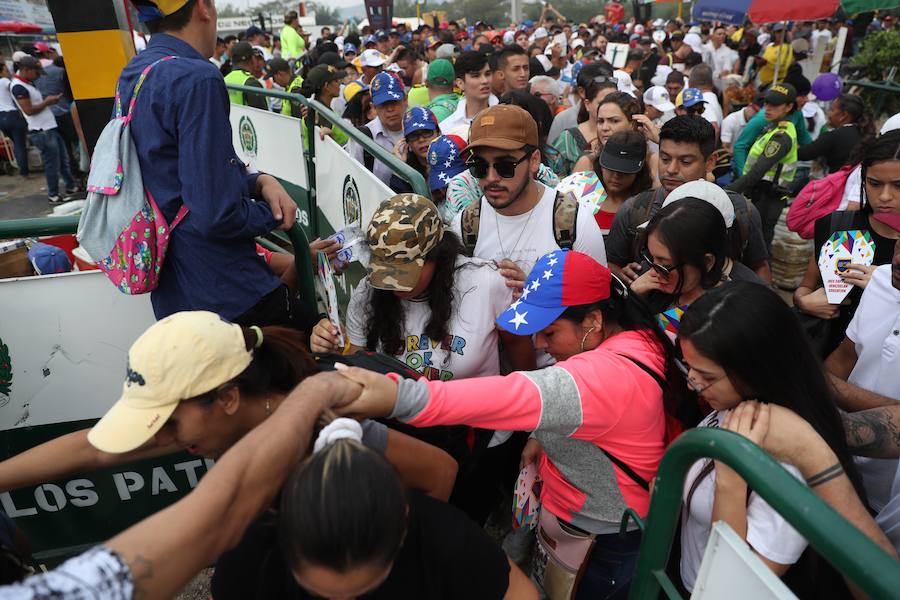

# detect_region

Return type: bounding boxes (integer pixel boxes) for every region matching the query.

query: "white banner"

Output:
[314,134,394,234]
[0,0,54,28]
[0,271,154,430]
[229,104,308,190]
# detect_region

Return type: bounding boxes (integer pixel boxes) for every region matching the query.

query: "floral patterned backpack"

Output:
[77,56,188,294]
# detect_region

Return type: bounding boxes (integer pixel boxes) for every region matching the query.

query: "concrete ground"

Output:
[0,173,58,221]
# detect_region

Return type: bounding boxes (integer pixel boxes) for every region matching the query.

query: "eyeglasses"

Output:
[465,153,531,179]
[641,249,680,279]
[676,360,723,394]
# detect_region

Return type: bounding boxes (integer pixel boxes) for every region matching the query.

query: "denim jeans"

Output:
[28,128,74,196]
[575,528,642,600]
[0,110,28,176]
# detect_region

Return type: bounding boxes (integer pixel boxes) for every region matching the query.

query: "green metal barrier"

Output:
[629,428,900,600]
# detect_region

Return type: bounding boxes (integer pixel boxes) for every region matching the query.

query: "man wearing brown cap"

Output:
[452,104,607,307]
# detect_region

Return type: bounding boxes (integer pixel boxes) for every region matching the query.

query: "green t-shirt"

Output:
[427,93,461,123]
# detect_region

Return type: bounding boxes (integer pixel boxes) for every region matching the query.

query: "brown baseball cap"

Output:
[467,105,539,151]
[366,194,444,292]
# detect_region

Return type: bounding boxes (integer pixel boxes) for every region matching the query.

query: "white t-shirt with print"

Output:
[720,108,748,146]
[346,257,513,381]
[450,182,608,279]
[680,410,808,592]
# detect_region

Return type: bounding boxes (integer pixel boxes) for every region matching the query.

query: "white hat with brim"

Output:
[87,311,253,453]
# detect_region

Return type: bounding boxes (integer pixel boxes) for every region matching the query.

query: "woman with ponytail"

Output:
[0,311,459,502]
[334,249,693,599]
[798,93,877,173]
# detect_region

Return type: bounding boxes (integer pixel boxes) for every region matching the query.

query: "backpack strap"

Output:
[118,55,176,122]
[358,125,376,172]
[599,446,650,492]
[552,190,578,250]
[460,197,482,256]
[627,188,662,261]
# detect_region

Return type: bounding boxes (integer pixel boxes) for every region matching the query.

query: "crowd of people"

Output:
[0,0,899,598]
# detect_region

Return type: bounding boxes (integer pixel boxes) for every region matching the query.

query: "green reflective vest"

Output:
[743,119,798,186]
[281,75,305,117]
[224,69,255,105]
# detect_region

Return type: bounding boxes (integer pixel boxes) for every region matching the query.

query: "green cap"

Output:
[427,59,455,87]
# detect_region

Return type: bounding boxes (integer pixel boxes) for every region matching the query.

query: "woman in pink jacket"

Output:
[336,250,691,600]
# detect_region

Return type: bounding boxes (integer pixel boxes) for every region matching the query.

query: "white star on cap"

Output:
[521,287,531,300]
[389,91,401,99]
[508,310,529,330]
[444,159,453,168]
[530,279,541,292]
[542,269,553,280]
[509,299,522,310]
[547,257,559,266]
[439,171,450,183]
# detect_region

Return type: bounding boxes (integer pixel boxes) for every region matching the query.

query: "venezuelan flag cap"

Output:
[132,0,192,22]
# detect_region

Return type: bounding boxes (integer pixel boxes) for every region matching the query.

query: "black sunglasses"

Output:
[641,249,680,279]
[465,152,531,179]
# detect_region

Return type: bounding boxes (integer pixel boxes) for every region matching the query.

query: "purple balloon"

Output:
[812,72,842,101]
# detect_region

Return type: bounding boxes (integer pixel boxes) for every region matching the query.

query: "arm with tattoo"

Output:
[843,406,900,459]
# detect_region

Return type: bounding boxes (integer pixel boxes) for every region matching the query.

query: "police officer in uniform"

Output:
[222,41,268,110]
[728,83,799,248]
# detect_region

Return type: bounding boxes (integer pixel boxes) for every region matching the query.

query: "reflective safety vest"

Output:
[224,69,255,105]
[281,75,305,117]
[743,119,798,186]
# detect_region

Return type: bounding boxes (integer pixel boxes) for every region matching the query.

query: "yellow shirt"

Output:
[281,24,305,60]
[758,43,794,86]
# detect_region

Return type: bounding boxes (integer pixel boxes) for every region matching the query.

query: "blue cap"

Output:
[245,25,264,38]
[495,250,612,335]
[403,107,439,137]
[343,42,358,54]
[370,71,405,106]
[363,35,378,46]
[523,19,535,27]
[376,30,388,40]
[401,32,413,44]
[427,135,467,191]
[679,87,706,108]
[27,242,71,275]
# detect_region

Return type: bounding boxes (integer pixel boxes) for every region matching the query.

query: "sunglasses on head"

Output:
[641,249,679,279]
[465,150,532,179]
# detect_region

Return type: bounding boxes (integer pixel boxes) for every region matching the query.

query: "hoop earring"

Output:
[580,326,596,352]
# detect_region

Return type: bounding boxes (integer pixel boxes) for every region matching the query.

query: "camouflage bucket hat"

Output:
[366,194,444,292]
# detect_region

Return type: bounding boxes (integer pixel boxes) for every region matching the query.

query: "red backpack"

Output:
[786,165,857,239]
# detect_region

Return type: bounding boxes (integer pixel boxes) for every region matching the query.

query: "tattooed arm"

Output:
[843,406,900,459]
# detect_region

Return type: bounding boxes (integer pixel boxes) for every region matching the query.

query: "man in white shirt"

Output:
[10,56,76,203]
[451,105,607,295]
[688,64,722,134]
[703,25,739,88]
[811,20,833,55]
[826,241,900,548]
[348,71,407,186]
[440,51,498,139]
[720,95,761,151]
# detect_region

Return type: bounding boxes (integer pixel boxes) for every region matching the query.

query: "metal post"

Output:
[831,26,848,75]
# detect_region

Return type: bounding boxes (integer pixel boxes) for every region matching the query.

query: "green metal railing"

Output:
[629,428,900,600]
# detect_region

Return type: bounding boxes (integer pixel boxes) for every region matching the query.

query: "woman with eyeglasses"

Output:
[675,282,868,596]
[331,249,694,600]
[549,74,619,176]
[629,197,765,338]
[389,106,440,194]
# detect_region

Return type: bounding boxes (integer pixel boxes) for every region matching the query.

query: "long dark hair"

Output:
[343,90,373,128]
[859,129,900,211]
[645,198,728,301]
[836,93,876,162]
[596,91,643,124]
[366,231,466,355]
[680,282,867,508]
[279,438,408,572]
[593,130,653,197]
[558,276,696,429]
[577,79,618,123]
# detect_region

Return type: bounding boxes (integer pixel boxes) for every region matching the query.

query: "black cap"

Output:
[671,31,684,40]
[599,134,646,174]
[268,57,291,74]
[231,41,261,63]
[765,83,797,105]
[300,64,345,96]
[318,51,350,69]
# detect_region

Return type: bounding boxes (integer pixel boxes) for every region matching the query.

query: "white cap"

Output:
[533,27,549,39]
[634,24,645,34]
[653,18,666,28]
[572,38,585,50]
[535,54,553,73]
[359,49,387,67]
[12,50,27,64]
[613,70,637,96]
[663,180,735,228]
[651,64,672,87]
[688,25,702,34]
[595,15,607,24]
[436,44,458,60]
[643,86,675,113]
[503,30,515,45]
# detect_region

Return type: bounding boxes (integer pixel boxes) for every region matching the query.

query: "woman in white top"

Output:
[676,282,867,594]
[0,62,29,176]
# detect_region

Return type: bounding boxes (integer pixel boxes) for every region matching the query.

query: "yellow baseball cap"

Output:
[133,0,192,22]
[87,311,253,453]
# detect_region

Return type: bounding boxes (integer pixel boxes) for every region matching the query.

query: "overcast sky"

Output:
[238,0,366,8]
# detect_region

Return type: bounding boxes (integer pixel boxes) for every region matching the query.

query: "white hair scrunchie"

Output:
[313,418,363,454]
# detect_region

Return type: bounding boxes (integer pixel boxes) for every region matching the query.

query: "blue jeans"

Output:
[0,110,28,176]
[575,528,642,600]
[28,128,74,196]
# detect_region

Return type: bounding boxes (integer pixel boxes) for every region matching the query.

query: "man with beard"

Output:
[604,116,771,283]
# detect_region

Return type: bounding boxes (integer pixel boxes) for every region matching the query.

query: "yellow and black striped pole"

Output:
[46,0,135,153]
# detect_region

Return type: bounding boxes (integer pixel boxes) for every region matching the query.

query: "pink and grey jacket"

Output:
[390,330,668,534]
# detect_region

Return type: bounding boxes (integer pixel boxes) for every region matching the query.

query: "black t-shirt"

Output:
[797,124,862,174]
[210,491,510,600]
